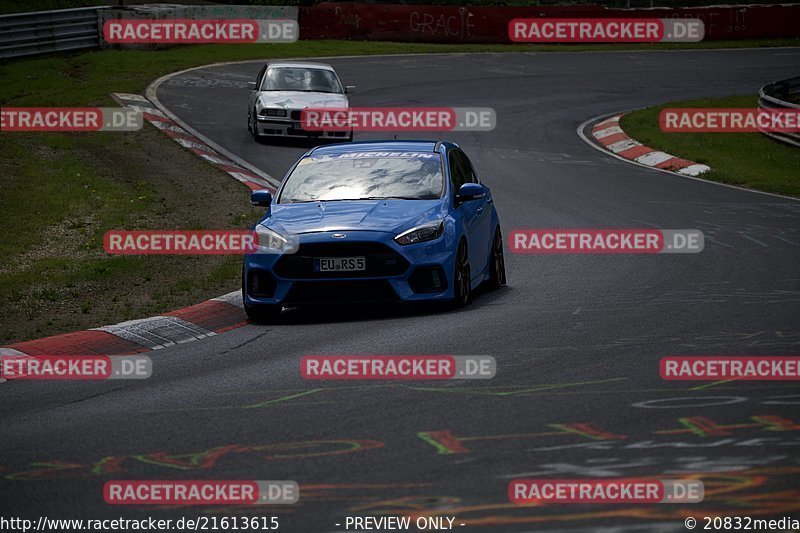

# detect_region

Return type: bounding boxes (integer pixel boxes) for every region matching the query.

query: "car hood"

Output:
[263,200,444,235]
[256,91,348,109]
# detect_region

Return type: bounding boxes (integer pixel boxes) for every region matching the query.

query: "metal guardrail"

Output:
[0,6,107,60]
[758,76,800,148]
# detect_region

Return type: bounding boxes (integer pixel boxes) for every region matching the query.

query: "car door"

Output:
[449,149,483,281]
[461,151,492,274]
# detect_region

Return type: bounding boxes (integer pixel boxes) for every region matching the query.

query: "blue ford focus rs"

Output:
[242,140,505,322]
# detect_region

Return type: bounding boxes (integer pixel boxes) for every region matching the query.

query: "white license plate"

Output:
[316,257,366,272]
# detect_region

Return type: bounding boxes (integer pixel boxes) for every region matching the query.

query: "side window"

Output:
[255,65,267,89]
[460,152,478,184]
[448,150,467,192]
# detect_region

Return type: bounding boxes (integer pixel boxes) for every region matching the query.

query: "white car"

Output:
[247,61,354,142]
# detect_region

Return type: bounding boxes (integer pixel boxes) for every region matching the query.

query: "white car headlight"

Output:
[255,225,296,253]
[261,108,287,117]
[394,221,444,246]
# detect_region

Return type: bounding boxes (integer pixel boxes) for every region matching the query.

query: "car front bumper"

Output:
[243,230,456,306]
[255,117,350,139]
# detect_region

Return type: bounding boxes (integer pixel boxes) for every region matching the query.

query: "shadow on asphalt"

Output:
[254,135,348,150]
[257,285,511,326]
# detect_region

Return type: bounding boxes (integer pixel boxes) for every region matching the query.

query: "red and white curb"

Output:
[0,291,247,383]
[111,93,276,192]
[591,114,710,177]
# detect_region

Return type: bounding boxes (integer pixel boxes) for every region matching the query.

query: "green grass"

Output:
[620,95,800,197]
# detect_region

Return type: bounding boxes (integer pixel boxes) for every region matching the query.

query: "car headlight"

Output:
[260,108,287,117]
[255,225,294,253]
[394,221,445,246]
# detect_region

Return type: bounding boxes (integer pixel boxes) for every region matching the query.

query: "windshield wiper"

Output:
[285,196,431,203]
[362,196,428,200]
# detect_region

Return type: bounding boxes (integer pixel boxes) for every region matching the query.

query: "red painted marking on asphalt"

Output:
[754,415,800,431]
[597,132,628,146]
[142,112,177,126]
[163,129,205,144]
[7,330,148,356]
[216,320,249,333]
[244,181,273,192]
[654,157,694,171]
[216,164,265,180]
[190,147,224,160]
[422,430,470,454]
[593,117,620,129]
[617,145,654,159]
[165,300,247,333]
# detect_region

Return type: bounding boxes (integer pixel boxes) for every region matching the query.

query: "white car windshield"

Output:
[261,67,343,94]
[278,152,444,203]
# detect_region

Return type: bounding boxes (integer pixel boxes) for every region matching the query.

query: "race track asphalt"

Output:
[2,48,800,532]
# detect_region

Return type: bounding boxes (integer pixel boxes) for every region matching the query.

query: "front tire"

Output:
[451,240,472,307]
[250,108,262,142]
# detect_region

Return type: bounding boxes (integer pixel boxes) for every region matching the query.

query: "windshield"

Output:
[261,67,343,94]
[278,152,444,203]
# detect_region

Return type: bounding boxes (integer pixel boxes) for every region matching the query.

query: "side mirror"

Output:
[457,183,485,202]
[251,189,272,207]
[345,85,356,94]
[247,81,257,90]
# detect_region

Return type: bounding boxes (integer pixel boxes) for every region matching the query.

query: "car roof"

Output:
[267,61,335,71]
[309,140,458,156]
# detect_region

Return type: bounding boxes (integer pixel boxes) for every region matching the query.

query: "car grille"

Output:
[273,242,409,279]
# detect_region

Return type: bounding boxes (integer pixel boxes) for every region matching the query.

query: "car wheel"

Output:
[250,108,262,141]
[452,240,472,307]
[488,226,507,289]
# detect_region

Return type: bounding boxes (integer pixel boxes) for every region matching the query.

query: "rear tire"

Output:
[488,226,507,289]
[451,240,472,308]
